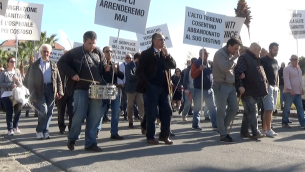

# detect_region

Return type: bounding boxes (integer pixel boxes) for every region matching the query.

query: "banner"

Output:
[288,10,305,39]
[0,1,43,40]
[136,24,172,51]
[183,6,226,49]
[0,0,8,16]
[94,0,151,34]
[59,30,83,50]
[224,16,245,42]
[109,36,139,62]
[38,50,64,63]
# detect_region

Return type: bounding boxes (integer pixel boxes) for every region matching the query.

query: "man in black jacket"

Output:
[98,46,124,140]
[57,31,107,152]
[136,32,176,145]
[235,43,268,139]
[125,52,144,128]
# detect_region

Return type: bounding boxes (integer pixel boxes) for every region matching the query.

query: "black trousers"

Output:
[57,94,74,132]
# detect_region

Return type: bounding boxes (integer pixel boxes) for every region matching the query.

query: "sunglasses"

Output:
[105,50,113,53]
[9,60,16,63]
[155,38,166,41]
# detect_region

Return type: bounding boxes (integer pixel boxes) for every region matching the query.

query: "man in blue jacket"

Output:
[191,49,217,130]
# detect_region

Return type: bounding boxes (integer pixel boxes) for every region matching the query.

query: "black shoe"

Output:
[288,120,292,123]
[60,130,65,135]
[141,128,146,135]
[25,113,29,117]
[192,127,203,131]
[170,132,175,137]
[240,133,252,138]
[67,140,75,151]
[188,113,193,116]
[220,134,236,144]
[102,117,110,123]
[178,109,183,115]
[110,134,124,140]
[273,109,278,115]
[123,116,128,121]
[34,113,38,117]
[205,117,210,121]
[85,145,103,152]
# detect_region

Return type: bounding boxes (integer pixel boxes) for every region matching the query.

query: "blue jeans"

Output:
[99,92,120,135]
[36,85,55,133]
[68,90,103,148]
[2,97,21,130]
[193,88,217,128]
[182,88,194,117]
[282,93,305,126]
[144,85,171,139]
[279,85,285,110]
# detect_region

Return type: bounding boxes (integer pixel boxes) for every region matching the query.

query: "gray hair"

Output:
[39,44,52,53]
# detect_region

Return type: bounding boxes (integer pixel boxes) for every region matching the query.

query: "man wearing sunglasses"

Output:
[136,32,176,145]
[58,31,108,152]
[282,55,305,128]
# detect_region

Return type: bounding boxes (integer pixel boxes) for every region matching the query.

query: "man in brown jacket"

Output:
[28,44,63,140]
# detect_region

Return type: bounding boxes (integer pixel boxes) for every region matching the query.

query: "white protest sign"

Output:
[94,0,151,34]
[0,1,43,40]
[183,6,226,49]
[0,0,8,16]
[73,42,82,48]
[38,50,64,63]
[136,24,172,51]
[288,10,305,39]
[109,36,139,62]
[224,16,245,42]
[59,30,83,50]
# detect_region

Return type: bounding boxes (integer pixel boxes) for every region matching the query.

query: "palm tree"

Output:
[37,31,58,49]
[235,0,252,39]
[0,49,15,68]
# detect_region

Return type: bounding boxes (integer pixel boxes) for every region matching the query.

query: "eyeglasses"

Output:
[43,51,50,53]
[105,50,113,53]
[9,61,16,63]
[155,38,166,42]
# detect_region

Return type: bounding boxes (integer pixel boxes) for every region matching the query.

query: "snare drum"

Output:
[89,84,118,100]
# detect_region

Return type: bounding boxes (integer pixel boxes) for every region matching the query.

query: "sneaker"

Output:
[282,123,291,128]
[13,127,21,134]
[220,134,236,144]
[7,130,14,136]
[261,130,267,134]
[44,133,50,139]
[266,129,278,138]
[182,117,187,121]
[36,132,43,140]
[192,127,203,131]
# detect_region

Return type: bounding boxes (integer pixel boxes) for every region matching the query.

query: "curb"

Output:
[0,135,64,172]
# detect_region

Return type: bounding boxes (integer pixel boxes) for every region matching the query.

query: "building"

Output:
[0,40,65,52]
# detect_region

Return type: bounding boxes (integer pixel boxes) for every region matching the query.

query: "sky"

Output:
[6,0,305,69]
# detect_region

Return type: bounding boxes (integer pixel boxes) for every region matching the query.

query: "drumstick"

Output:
[79,78,99,84]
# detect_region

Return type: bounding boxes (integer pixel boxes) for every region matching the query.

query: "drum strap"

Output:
[82,48,96,85]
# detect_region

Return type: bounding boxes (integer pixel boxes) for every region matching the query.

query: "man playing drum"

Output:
[57,31,108,152]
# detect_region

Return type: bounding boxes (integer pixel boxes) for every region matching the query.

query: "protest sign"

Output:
[38,50,64,63]
[109,36,139,62]
[288,10,305,39]
[73,42,82,48]
[224,16,245,42]
[0,1,43,40]
[136,23,172,51]
[94,0,151,34]
[0,0,8,16]
[59,30,82,50]
[183,6,226,49]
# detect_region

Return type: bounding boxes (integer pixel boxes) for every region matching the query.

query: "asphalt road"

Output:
[1,108,305,172]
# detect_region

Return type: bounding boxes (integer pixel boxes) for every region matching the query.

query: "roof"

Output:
[0,40,65,50]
